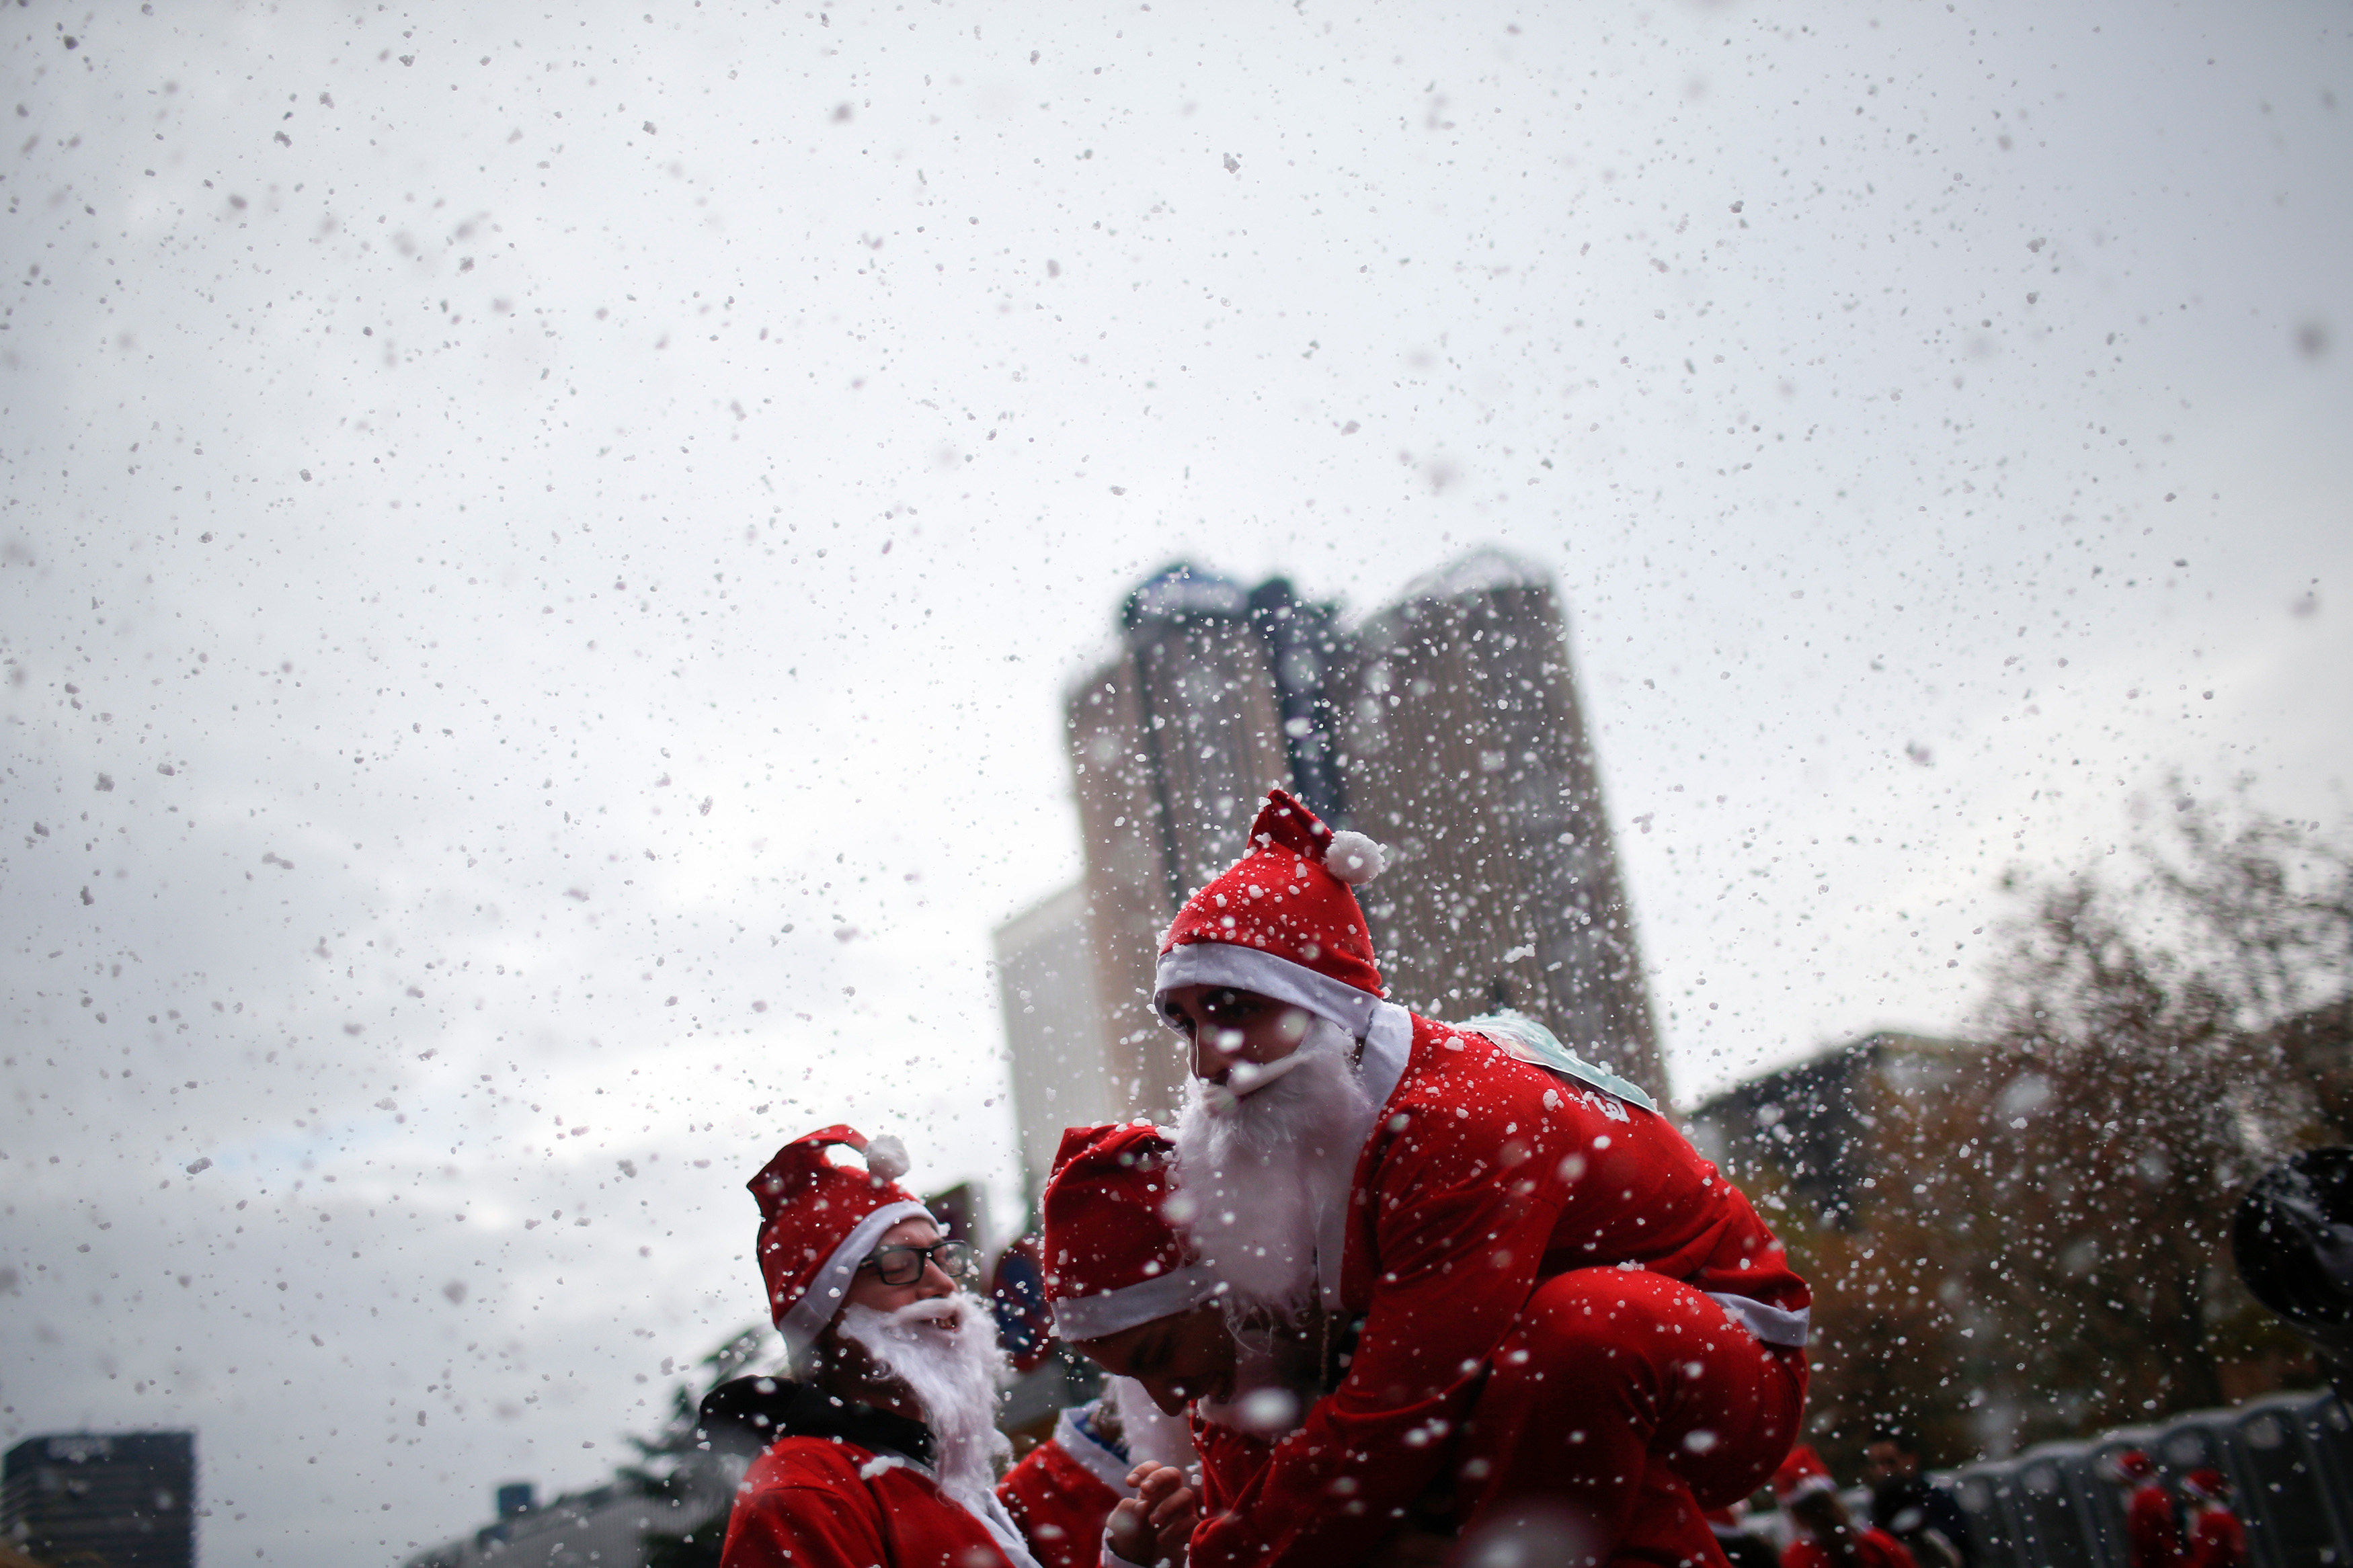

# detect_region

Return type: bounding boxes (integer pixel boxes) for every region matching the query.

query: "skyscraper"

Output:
[993,883,1119,1212]
[1061,563,1304,1117]
[1335,550,1661,1088]
[1000,548,1663,1186]
[2,1431,196,1568]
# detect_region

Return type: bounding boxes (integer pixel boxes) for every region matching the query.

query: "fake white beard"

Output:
[835,1293,1011,1508]
[1103,1374,1198,1472]
[1173,1014,1373,1320]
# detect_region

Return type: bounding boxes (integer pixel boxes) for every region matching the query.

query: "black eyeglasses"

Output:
[859,1239,976,1287]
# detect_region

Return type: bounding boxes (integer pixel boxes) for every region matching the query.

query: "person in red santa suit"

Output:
[997,1383,1193,1568]
[1036,1120,1330,1565]
[1773,1448,1917,1568]
[1078,788,1812,1568]
[2114,1450,2183,1568]
[2180,1470,2245,1568]
[704,1125,1046,1568]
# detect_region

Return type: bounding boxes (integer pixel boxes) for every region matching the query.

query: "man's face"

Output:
[843,1217,963,1317]
[1076,1304,1239,1415]
[1864,1441,1916,1483]
[1160,984,1315,1083]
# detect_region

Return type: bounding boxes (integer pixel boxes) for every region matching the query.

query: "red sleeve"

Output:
[1187,1055,1566,1568]
[998,1442,1121,1568]
[1189,1417,1277,1520]
[720,1457,891,1568]
[2192,1513,2246,1568]
[1782,1542,1831,1568]
[1866,1529,1921,1568]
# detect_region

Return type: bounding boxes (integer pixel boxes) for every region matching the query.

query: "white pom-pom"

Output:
[1324,831,1387,886]
[864,1133,910,1184]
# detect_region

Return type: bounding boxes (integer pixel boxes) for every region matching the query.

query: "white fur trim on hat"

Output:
[1049,1260,1222,1343]
[1154,942,1382,1038]
[775,1198,934,1354]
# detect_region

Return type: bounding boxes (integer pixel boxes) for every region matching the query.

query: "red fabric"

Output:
[997,1438,1121,1568]
[2187,1509,2245,1568]
[1773,1445,1837,1503]
[719,1435,1015,1568]
[1158,788,1382,995]
[748,1126,924,1331]
[1039,1123,1190,1305]
[1781,1527,1919,1568]
[1189,1415,1276,1521]
[1187,1014,1810,1568]
[2126,1484,2183,1568]
[1453,1268,1806,1538]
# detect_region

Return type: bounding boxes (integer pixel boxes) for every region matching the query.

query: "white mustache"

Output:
[1207,1051,1309,1108]
[875,1297,962,1330]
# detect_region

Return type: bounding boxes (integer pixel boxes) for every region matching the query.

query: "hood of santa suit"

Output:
[1154,790,1416,1314]
[747,1124,934,1355]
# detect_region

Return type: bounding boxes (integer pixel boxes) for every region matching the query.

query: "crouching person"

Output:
[704,1124,1043,1568]
[1037,1120,1306,1567]
[1139,789,1813,1568]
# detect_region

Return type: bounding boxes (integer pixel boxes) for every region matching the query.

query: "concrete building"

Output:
[998,548,1664,1190]
[1335,550,1660,1090]
[1062,563,1302,1120]
[3,1430,196,1568]
[1681,1032,1970,1229]
[994,882,1119,1212]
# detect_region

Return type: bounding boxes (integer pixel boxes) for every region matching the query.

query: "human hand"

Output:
[1105,1462,1197,1567]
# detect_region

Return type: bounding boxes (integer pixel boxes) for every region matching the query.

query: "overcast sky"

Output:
[2,0,2347,1559]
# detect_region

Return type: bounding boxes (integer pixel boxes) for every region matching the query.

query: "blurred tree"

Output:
[1938,794,2348,1444]
[1724,794,2350,1472]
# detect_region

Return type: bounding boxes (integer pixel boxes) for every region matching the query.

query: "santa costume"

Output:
[2181,1470,2245,1568]
[997,1398,1145,1568]
[1773,1448,1917,1568]
[2117,1451,2182,1568]
[1158,789,1813,1568]
[708,1125,1044,1568]
[1037,1119,1312,1532]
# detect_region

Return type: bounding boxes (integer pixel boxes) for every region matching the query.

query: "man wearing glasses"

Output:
[706,1125,1045,1568]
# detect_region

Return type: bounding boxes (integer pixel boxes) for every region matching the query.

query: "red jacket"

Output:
[2127,1484,2183,1568]
[2188,1508,2246,1568]
[1189,1012,1810,1568]
[997,1406,1131,1568]
[1783,1527,1919,1568]
[720,1434,1022,1568]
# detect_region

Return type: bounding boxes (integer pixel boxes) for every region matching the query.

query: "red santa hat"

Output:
[1154,788,1388,1036]
[1039,1122,1220,1342]
[2182,1468,2229,1502]
[748,1124,934,1353]
[1771,1445,1839,1505]
[2115,1449,2156,1483]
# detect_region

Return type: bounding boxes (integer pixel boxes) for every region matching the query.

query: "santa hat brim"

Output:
[1049,1260,1222,1343]
[1155,942,1381,1038]
[776,1198,935,1353]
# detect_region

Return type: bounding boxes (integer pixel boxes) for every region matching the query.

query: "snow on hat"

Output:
[1772,1446,1839,1505]
[1039,1122,1220,1342]
[748,1124,934,1353]
[2116,1450,2156,1483]
[1154,788,1388,1036]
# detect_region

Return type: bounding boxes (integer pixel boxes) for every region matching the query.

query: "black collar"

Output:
[698,1376,936,1470]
